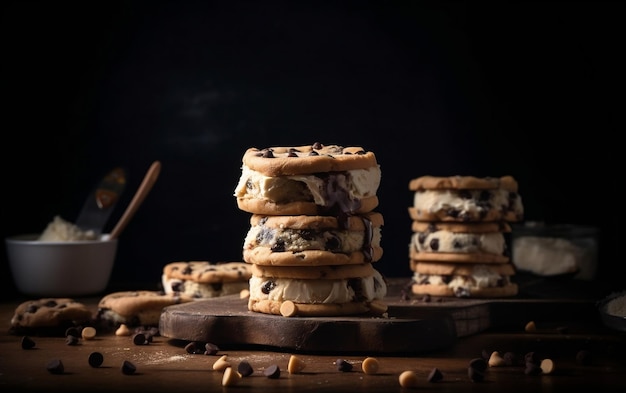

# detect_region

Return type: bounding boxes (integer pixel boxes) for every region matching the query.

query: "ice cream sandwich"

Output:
[234,142,381,216]
[409,221,511,264]
[410,261,518,298]
[408,175,524,222]
[247,263,388,317]
[243,212,383,266]
[161,261,252,299]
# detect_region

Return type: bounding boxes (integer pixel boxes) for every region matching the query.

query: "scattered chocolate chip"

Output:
[336,358,353,372]
[576,350,592,366]
[481,349,491,360]
[21,336,36,349]
[204,342,220,355]
[121,360,137,375]
[65,335,80,346]
[503,351,519,366]
[524,351,541,366]
[184,341,203,354]
[467,366,485,382]
[263,364,281,379]
[468,358,488,372]
[132,333,148,345]
[421,294,432,303]
[65,327,81,338]
[237,360,254,377]
[88,352,104,368]
[525,363,542,375]
[427,367,443,382]
[46,359,64,374]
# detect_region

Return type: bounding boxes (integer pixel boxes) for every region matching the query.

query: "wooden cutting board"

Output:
[158,278,599,354]
[159,295,459,354]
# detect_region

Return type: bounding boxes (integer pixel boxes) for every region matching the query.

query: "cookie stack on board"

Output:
[234,142,388,317]
[407,175,524,298]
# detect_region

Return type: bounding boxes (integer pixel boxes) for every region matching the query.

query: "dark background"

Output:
[1,1,622,298]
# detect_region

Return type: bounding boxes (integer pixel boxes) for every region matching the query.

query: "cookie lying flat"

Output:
[243,212,384,266]
[248,263,388,317]
[96,291,193,328]
[234,142,381,216]
[10,298,93,336]
[161,261,252,299]
[409,221,510,264]
[408,175,524,222]
[410,261,518,298]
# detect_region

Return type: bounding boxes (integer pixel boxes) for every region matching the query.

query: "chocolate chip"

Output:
[132,333,148,345]
[66,335,80,346]
[427,367,443,382]
[261,280,276,294]
[524,351,541,366]
[467,366,485,382]
[503,351,519,366]
[237,360,254,377]
[312,142,323,150]
[184,342,204,354]
[264,364,280,379]
[21,336,36,349]
[336,359,353,372]
[88,352,104,368]
[65,327,81,338]
[262,149,274,158]
[421,294,432,303]
[429,238,439,251]
[525,363,542,375]
[204,342,220,355]
[46,359,64,374]
[121,360,137,375]
[468,358,488,372]
[576,350,592,366]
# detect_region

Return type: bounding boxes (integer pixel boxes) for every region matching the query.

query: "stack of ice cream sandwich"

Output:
[407,175,524,298]
[234,142,388,317]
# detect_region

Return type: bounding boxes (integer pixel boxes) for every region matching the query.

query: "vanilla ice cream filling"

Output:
[410,230,505,255]
[244,225,381,254]
[39,215,98,241]
[249,270,387,304]
[413,265,511,297]
[413,189,523,219]
[234,165,381,206]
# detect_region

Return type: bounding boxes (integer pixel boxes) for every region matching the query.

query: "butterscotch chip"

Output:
[398,370,419,388]
[540,358,555,374]
[115,324,131,336]
[525,321,537,332]
[280,301,298,317]
[222,367,241,386]
[362,357,379,375]
[213,355,231,371]
[81,326,97,340]
[488,351,506,367]
[287,355,306,374]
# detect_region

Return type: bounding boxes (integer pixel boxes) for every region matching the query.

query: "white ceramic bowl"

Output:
[5,234,118,297]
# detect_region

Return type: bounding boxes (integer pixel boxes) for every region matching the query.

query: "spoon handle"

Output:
[109,161,161,239]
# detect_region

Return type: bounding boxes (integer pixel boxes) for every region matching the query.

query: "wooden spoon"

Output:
[109,161,161,239]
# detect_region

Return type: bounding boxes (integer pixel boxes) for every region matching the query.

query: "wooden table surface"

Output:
[2,279,626,392]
